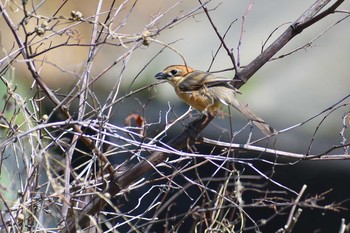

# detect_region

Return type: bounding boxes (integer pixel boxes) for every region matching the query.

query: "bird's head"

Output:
[155,65,195,85]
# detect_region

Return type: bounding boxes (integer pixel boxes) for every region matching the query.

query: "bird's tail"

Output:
[229,98,276,136]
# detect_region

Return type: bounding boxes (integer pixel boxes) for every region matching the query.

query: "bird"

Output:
[155,65,276,136]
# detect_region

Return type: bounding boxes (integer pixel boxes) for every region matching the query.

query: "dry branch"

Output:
[0,0,347,232]
[61,0,346,231]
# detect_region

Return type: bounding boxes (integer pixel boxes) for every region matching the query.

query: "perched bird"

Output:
[155,65,275,136]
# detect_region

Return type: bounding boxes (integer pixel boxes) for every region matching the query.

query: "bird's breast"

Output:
[174,88,222,114]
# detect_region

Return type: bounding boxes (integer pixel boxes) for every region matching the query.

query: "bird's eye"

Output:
[170,69,178,76]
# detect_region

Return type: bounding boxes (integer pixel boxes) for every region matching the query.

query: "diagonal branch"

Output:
[234,0,345,88]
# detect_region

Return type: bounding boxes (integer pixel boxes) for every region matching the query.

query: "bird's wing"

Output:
[178,71,235,92]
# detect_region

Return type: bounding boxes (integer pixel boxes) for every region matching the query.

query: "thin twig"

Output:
[286,185,307,228]
[198,0,239,73]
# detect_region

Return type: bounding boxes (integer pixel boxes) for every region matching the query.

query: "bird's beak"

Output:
[155,72,168,80]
